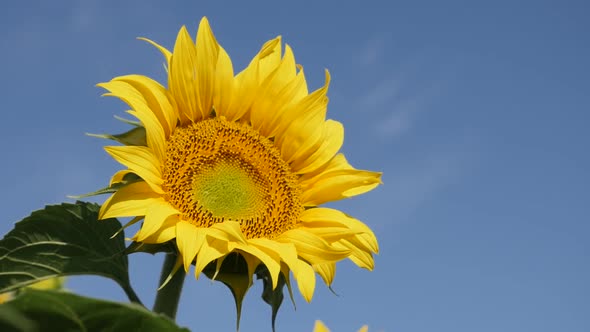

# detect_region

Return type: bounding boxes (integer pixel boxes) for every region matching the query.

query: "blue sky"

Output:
[1,1,589,331]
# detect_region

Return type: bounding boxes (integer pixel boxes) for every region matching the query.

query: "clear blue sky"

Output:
[1,1,589,331]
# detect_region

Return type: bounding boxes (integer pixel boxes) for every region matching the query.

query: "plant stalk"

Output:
[152,253,186,319]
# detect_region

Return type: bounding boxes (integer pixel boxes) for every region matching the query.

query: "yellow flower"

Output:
[313,320,369,332]
[97,17,381,302]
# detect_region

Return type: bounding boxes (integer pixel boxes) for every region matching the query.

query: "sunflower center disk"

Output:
[191,161,265,220]
[163,117,302,239]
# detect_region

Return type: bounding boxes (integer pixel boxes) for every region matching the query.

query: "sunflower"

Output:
[97,17,381,303]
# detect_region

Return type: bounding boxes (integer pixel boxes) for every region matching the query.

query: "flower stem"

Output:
[152,253,186,319]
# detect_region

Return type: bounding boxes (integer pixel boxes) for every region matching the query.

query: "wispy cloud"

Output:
[381,146,466,224]
[358,77,402,110]
[70,0,101,31]
[359,76,438,139]
[375,97,422,137]
[355,40,452,140]
[360,69,443,139]
[359,37,385,67]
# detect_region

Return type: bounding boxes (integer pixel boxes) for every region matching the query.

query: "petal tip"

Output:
[199,16,210,26]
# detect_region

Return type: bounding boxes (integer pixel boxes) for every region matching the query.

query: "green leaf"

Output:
[0,202,141,304]
[203,253,251,331]
[0,289,188,332]
[86,125,147,146]
[125,241,175,256]
[0,305,36,332]
[68,173,141,199]
[256,267,287,332]
[202,257,292,331]
[114,115,143,127]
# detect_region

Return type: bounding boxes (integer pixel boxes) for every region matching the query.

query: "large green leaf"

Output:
[0,289,188,332]
[0,202,140,304]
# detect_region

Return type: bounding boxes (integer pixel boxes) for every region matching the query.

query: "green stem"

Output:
[123,284,144,306]
[152,253,186,319]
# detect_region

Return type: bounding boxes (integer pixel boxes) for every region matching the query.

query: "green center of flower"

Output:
[162,117,303,239]
[191,159,266,220]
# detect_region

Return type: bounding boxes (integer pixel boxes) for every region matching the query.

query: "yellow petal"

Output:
[300,153,347,181]
[176,221,206,272]
[235,243,281,289]
[348,252,374,271]
[348,232,379,255]
[276,70,330,161]
[138,37,172,65]
[280,262,297,309]
[157,254,184,291]
[227,55,259,121]
[104,145,164,194]
[295,259,316,302]
[299,225,357,243]
[169,26,200,123]
[250,45,301,136]
[279,107,326,164]
[264,68,308,137]
[109,169,134,186]
[291,120,344,174]
[300,208,377,247]
[135,199,180,242]
[194,237,228,278]
[298,208,361,242]
[299,153,381,207]
[300,207,354,227]
[272,43,297,86]
[278,69,330,132]
[257,36,282,82]
[226,37,280,122]
[238,253,260,286]
[313,320,331,332]
[125,109,166,163]
[276,229,351,264]
[300,169,381,206]
[313,262,336,287]
[99,181,160,219]
[112,216,142,239]
[251,52,307,136]
[357,231,379,254]
[194,17,219,120]
[249,238,299,274]
[141,214,180,244]
[213,45,235,119]
[97,80,146,111]
[115,75,178,137]
[207,221,247,244]
[257,36,281,59]
[98,80,167,160]
[333,239,375,270]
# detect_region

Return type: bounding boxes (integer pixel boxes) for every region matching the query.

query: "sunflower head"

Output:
[95,16,381,324]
